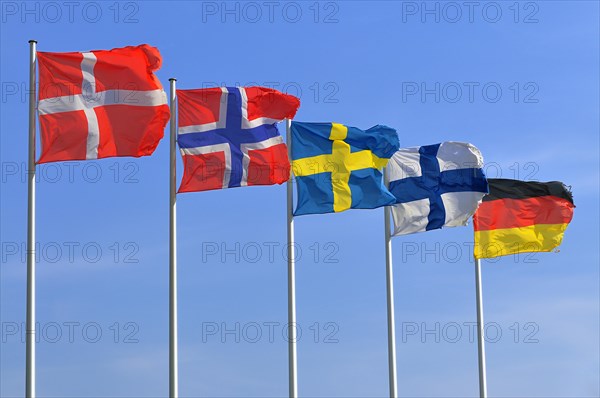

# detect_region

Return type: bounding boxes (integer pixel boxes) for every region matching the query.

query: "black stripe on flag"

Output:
[483,179,574,204]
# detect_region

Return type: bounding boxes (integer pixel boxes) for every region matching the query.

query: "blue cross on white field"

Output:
[387,142,489,236]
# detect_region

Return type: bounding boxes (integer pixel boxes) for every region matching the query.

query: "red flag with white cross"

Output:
[36,44,170,163]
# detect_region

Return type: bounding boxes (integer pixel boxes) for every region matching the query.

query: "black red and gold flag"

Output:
[473,179,574,259]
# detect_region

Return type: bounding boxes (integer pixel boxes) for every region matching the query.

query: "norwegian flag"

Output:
[177,86,300,193]
[37,45,170,163]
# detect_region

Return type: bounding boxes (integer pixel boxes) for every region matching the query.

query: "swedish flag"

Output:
[291,121,400,216]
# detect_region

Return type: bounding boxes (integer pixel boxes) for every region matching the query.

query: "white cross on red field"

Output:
[37,52,167,160]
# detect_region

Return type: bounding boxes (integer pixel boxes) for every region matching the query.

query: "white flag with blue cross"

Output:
[386,141,489,236]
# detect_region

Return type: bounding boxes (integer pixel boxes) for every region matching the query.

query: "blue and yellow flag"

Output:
[291,121,399,216]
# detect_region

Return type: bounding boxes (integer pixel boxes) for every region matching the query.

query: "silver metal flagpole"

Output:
[168,78,179,398]
[26,39,37,398]
[474,257,488,398]
[285,118,298,398]
[383,169,398,398]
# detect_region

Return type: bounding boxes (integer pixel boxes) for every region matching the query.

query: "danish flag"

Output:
[177,86,300,193]
[36,45,170,163]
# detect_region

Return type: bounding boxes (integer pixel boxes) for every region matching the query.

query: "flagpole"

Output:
[285,118,298,398]
[474,257,488,398]
[383,169,398,398]
[168,78,178,398]
[26,39,37,398]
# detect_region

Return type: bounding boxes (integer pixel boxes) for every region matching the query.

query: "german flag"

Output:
[473,179,574,259]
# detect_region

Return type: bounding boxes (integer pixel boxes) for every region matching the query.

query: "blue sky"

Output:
[1,1,599,397]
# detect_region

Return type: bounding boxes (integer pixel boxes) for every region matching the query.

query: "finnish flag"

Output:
[386,142,489,236]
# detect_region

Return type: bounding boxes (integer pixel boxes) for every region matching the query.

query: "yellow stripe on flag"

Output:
[474,223,570,259]
[329,122,348,140]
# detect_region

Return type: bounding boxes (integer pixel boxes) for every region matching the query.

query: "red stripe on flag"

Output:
[474,196,574,231]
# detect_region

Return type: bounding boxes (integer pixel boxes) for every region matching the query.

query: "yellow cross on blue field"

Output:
[290,121,400,216]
